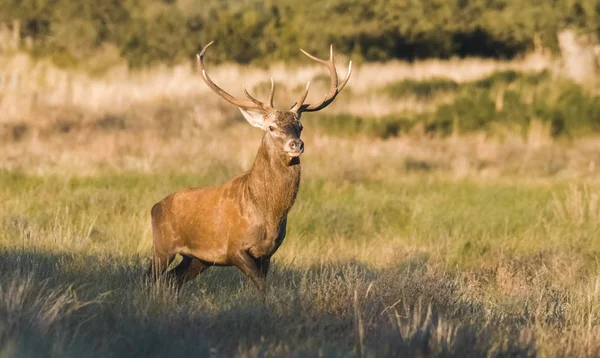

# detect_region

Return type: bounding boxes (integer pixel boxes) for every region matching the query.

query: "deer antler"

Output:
[291,45,352,113]
[197,41,275,113]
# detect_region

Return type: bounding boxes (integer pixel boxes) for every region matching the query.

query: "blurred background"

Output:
[2,2,600,357]
[0,0,599,155]
[3,0,600,66]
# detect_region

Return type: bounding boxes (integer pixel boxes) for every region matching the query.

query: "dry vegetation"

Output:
[1,49,600,357]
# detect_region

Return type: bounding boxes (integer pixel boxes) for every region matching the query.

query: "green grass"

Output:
[1,169,599,357]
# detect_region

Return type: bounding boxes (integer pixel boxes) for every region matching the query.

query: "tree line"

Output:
[1,0,599,68]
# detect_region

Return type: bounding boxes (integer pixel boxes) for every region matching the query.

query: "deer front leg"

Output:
[232,250,266,299]
[256,257,270,279]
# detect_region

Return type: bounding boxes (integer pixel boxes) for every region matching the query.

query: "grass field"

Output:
[1,51,600,357]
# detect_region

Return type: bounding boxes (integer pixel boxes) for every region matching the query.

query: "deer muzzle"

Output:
[286,139,304,157]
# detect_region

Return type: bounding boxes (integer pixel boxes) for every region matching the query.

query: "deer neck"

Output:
[246,135,301,224]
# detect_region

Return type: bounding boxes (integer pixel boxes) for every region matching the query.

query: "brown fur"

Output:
[148,112,303,296]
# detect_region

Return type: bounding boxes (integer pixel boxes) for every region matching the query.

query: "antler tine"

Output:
[296,45,352,113]
[242,80,276,111]
[268,78,275,108]
[291,81,311,113]
[243,86,268,108]
[197,41,269,112]
[299,45,338,89]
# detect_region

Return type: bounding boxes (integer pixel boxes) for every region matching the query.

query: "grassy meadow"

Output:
[1,48,600,357]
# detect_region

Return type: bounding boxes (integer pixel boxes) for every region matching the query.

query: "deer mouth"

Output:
[287,151,303,158]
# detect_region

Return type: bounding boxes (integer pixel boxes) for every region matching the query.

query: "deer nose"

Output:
[287,139,304,153]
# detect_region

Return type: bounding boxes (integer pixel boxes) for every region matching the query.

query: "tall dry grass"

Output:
[2,170,600,356]
[0,50,553,122]
[3,49,589,182]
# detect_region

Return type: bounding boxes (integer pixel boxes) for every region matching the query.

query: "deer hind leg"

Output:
[232,250,266,299]
[169,256,209,288]
[147,203,177,282]
[147,248,175,282]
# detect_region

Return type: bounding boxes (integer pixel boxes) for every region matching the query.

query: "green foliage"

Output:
[374,70,600,138]
[384,78,460,99]
[472,70,522,89]
[428,90,498,134]
[3,0,600,68]
[550,82,600,136]
[304,113,413,139]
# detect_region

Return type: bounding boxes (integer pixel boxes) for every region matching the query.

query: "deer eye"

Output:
[268,125,276,132]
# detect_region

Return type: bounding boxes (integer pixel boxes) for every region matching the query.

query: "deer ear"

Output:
[239,108,267,130]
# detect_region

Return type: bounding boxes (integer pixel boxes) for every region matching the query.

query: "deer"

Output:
[147,41,351,298]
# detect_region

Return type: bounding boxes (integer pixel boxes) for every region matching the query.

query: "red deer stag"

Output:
[148,41,351,297]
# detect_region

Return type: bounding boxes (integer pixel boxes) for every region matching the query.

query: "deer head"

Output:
[196,41,352,159]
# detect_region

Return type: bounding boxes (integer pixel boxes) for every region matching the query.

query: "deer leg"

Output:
[232,250,266,298]
[169,256,209,288]
[256,257,271,279]
[255,257,271,299]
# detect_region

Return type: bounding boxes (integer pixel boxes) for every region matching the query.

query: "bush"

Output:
[304,113,413,139]
[361,71,600,139]
[384,78,459,99]
[421,72,600,138]
[550,82,600,137]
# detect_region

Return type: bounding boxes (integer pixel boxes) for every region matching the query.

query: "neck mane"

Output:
[246,135,301,224]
